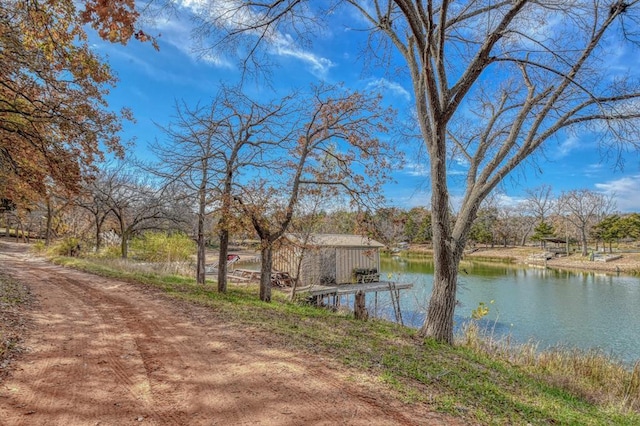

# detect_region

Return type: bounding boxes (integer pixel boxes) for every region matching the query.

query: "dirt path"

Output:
[0,242,456,426]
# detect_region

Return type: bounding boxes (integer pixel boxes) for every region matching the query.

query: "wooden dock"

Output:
[298,281,413,325]
[205,267,294,287]
[301,281,413,297]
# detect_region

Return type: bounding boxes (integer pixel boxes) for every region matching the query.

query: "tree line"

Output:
[303,188,640,257]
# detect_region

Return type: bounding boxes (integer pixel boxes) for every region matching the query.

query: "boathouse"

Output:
[273,233,384,287]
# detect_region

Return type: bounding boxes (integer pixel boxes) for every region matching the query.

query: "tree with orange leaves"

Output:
[0,0,132,214]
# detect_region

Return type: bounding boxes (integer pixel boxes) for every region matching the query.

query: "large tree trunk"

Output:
[18,221,26,243]
[120,236,129,259]
[217,229,230,293]
[420,236,460,343]
[119,219,129,259]
[425,263,459,338]
[419,131,461,344]
[354,290,368,320]
[197,166,208,286]
[259,241,273,302]
[217,171,233,292]
[195,187,207,285]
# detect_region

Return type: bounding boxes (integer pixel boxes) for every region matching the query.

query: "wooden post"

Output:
[354,290,368,321]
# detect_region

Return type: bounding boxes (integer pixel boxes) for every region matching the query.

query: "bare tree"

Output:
[523,185,555,221]
[149,100,221,284]
[75,170,115,251]
[189,1,640,343]
[491,204,522,247]
[557,189,616,256]
[150,86,294,289]
[367,207,407,247]
[519,184,556,245]
[101,164,185,258]
[236,85,398,302]
[209,90,294,292]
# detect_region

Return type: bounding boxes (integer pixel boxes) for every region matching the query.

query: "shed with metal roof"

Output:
[273,234,384,286]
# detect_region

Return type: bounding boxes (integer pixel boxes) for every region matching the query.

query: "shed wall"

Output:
[272,245,299,277]
[273,242,381,286]
[335,247,379,284]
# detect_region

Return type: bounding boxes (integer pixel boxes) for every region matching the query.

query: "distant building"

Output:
[273,234,384,286]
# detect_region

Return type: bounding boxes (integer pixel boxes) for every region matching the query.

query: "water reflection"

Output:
[379,254,640,364]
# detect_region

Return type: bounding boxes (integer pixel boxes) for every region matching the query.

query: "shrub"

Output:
[130,232,195,263]
[50,237,82,257]
[94,244,122,259]
[31,240,46,253]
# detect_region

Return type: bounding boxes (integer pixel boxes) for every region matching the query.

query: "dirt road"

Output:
[0,242,456,425]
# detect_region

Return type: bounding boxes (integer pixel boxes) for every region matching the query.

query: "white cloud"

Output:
[170,0,333,76]
[270,34,334,78]
[555,134,580,158]
[583,163,604,178]
[595,175,640,212]
[153,16,233,68]
[495,193,525,209]
[366,78,411,101]
[404,162,428,177]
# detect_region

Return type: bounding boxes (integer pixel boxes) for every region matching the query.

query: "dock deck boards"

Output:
[299,281,413,297]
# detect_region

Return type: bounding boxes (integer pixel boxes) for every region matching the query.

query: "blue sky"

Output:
[90,3,640,213]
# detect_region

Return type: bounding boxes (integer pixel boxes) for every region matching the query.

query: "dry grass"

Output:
[461,322,640,413]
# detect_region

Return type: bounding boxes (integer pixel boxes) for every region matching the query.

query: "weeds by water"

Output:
[461,321,640,413]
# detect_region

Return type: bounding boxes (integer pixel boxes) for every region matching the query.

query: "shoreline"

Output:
[401,245,640,275]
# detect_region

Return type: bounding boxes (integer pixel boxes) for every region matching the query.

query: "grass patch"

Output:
[50,255,640,425]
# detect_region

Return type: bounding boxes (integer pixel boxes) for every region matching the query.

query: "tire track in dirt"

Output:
[0,241,464,425]
[0,259,158,424]
[43,276,168,423]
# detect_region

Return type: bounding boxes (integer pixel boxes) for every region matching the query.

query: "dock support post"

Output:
[354,290,368,320]
[388,282,403,325]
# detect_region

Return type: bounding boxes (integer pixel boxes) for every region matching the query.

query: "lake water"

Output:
[376,254,640,364]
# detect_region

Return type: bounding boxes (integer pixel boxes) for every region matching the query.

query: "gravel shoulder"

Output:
[0,240,458,426]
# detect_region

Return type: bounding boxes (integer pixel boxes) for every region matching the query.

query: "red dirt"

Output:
[0,241,462,425]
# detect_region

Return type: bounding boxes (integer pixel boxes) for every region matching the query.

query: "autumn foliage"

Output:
[80,0,157,49]
[1,0,130,207]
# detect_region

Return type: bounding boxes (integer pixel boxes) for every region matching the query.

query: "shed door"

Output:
[319,248,336,285]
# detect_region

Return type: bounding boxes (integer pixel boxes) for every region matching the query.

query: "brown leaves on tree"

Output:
[81,0,138,41]
[80,0,159,49]
[80,0,159,50]
[1,0,128,208]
